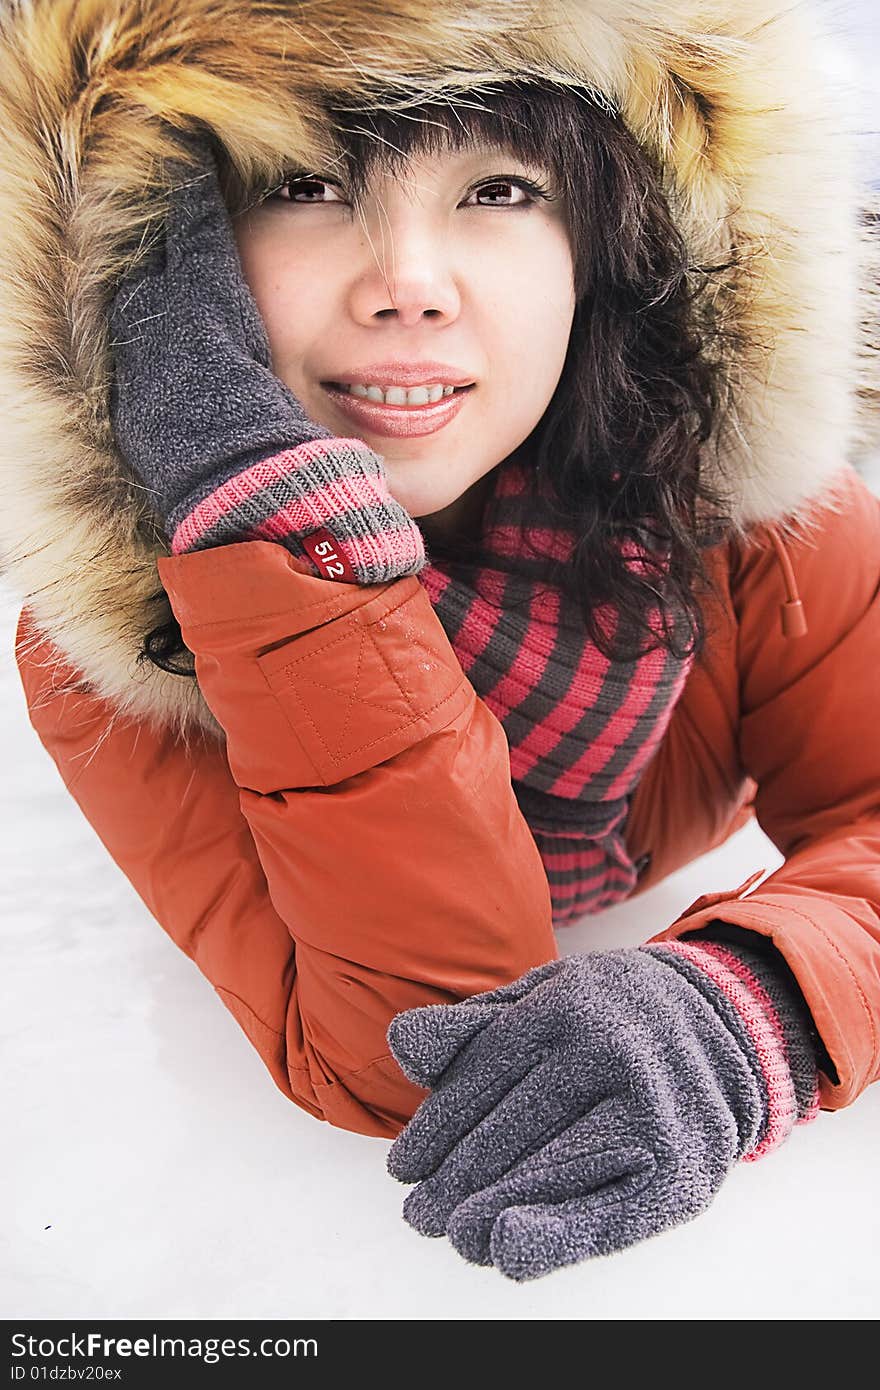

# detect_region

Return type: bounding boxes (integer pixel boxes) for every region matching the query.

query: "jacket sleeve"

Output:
[647,463,880,1111]
[14,540,558,1138]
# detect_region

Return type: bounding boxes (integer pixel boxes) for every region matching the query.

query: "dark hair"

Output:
[139,80,742,678]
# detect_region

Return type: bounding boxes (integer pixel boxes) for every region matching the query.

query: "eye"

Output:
[463,176,555,208]
[265,173,556,208]
[269,176,345,204]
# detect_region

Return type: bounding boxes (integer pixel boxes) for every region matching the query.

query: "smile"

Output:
[320,382,476,439]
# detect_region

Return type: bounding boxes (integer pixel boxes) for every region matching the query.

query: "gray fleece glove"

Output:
[385,933,820,1282]
[109,133,426,584]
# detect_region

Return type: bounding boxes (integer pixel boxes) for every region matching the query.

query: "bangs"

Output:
[313,81,613,214]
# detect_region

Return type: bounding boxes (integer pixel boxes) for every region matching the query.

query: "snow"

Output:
[2,0,878,1323]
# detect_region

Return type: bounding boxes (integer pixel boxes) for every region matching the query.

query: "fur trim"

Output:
[0,0,876,737]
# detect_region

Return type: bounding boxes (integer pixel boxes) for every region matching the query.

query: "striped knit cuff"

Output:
[167,439,426,585]
[642,935,820,1161]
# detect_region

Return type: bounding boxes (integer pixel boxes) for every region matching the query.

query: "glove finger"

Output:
[487,1154,715,1282]
[163,138,238,276]
[399,1050,593,1236]
[386,1010,558,1184]
[109,134,225,341]
[488,1182,655,1283]
[445,1099,655,1268]
[386,958,564,1089]
[386,1001,500,1090]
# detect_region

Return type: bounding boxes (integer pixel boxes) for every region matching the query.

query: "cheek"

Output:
[233,218,323,370]
[483,236,575,417]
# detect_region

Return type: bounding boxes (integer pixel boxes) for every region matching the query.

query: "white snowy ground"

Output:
[4,456,879,1323]
[3,2,879,1325]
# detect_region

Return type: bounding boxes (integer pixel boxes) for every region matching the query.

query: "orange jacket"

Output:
[15,461,880,1138]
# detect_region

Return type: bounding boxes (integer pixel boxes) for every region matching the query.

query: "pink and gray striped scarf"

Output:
[417,455,695,926]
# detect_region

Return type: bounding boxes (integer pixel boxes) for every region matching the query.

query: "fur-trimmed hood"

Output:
[0,0,877,740]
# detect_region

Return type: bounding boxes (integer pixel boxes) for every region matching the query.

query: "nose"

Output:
[346,216,463,327]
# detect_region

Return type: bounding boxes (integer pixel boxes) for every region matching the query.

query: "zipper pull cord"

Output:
[767,525,808,638]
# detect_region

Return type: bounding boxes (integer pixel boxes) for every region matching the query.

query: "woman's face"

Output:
[233,139,576,540]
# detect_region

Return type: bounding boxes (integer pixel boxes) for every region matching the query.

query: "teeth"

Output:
[345,383,457,405]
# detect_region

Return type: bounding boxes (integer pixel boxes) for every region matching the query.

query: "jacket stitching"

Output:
[314,1051,401,1086]
[170,575,417,634]
[267,587,451,679]
[214,983,289,1045]
[214,985,284,1037]
[264,597,467,766]
[214,989,406,1090]
[779,902,878,1063]
[368,611,439,717]
[271,630,455,703]
[177,599,349,632]
[737,898,878,1070]
[273,665,465,768]
[215,985,319,1080]
[302,615,372,754]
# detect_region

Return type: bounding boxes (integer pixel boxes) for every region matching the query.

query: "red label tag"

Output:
[301,529,357,583]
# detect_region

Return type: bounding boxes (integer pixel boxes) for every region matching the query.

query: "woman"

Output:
[2,0,878,1283]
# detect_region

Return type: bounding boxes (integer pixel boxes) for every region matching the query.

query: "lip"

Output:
[321,383,475,438]
[321,360,476,389]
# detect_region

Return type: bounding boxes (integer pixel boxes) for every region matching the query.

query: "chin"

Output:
[384,479,450,522]
[401,497,440,519]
